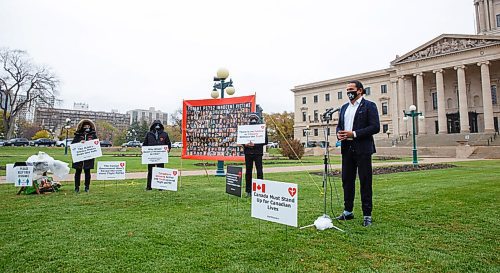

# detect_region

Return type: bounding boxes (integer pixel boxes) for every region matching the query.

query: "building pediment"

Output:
[391,34,500,65]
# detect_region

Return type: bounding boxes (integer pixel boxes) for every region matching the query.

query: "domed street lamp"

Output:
[211,68,236,176]
[64,118,71,155]
[403,105,424,166]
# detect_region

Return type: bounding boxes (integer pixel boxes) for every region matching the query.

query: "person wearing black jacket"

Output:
[143,120,171,190]
[243,114,268,198]
[71,119,98,193]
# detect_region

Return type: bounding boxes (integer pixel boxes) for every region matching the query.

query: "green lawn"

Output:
[0,147,410,176]
[0,160,498,272]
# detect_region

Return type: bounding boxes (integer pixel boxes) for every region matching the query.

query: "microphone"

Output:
[324,107,340,114]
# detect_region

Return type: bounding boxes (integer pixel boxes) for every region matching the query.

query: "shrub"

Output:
[279,138,304,160]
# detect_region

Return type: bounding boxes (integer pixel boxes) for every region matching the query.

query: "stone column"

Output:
[454,65,470,133]
[478,0,486,33]
[475,1,481,34]
[397,76,407,135]
[433,69,447,134]
[478,61,495,132]
[489,0,496,31]
[484,0,491,30]
[414,72,426,134]
[390,79,399,136]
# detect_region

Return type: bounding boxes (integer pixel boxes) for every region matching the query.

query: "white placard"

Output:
[237,124,266,144]
[5,164,15,184]
[97,161,126,180]
[14,166,34,187]
[70,139,103,163]
[151,167,178,191]
[251,179,298,227]
[141,146,169,164]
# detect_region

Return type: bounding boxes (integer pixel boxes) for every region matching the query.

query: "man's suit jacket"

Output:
[336,97,380,155]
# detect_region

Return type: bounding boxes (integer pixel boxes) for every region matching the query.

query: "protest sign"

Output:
[5,164,15,184]
[70,139,103,163]
[141,146,169,164]
[236,124,266,144]
[225,166,243,197]
[97,161,126,180]
[251,179,298,227]
[151,167,178,191]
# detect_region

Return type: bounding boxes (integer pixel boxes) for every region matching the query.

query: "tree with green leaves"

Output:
[32,130,51,140]
[263,112,294,142]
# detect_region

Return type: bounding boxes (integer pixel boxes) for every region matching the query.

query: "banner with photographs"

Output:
[182,95,256,161]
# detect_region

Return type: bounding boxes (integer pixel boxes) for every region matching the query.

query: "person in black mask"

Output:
[143,120,171,190]
[336,80,380,227]
[71,119,98,193]
[243,113,268,198]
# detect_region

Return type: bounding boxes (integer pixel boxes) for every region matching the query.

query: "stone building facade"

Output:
[292,0,500,144]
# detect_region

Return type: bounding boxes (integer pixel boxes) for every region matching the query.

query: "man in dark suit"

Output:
[336,80,380,227]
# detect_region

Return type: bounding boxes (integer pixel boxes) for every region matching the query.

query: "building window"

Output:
[325,93,330,102]
[381,84,387,94]
[302,112,307,122]
[492,85,498,105]
[382,102,388,115]
[313,95,318,103]
[302,129,307,137]
[365,87,371,96]
[327,127,331,135]
[432,92,438,110]
[302,97,307,104]
[497,14,500,27]
[383,124,389,133]
[337,91,342,100]
[314,128,318,136]
[313,110,318,122]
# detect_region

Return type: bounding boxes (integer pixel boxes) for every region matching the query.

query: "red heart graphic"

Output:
[261,125,265,129]
[172,171,178,176]
[164,146,168,151]
[288,187,297,197]
[119,162,125,167]
[94,140,99,145]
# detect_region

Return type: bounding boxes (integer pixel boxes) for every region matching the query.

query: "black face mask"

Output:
[84,128,91,133]
[347,91,358,101]
[155,125,160,130]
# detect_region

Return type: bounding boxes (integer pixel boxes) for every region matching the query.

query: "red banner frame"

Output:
[182,95,256,161]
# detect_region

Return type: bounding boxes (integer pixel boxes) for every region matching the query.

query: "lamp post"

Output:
[304,126,311,147]
[64,118,71,155]
[211,68,236,177]
[403,105,424,165]
[132,129,137,141]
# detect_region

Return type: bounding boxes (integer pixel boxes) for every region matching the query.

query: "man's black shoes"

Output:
[335,213,354,221]
[362,216,372,227]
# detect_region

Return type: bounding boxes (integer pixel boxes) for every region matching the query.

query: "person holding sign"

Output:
[71,119,98,193]
[143,120,171,191]
[243,114,268,198]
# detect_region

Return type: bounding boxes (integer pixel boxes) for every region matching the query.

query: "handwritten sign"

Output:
[151,167,178,191]
[237,124,266,144]
[97,161,126,180]
[70,139,103,163]
[14,166,34,187]
[251,179,298,227]
[141,146,169,164]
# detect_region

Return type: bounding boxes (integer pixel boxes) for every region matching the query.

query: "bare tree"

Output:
[0,48,58,138]
[170,108,182,136]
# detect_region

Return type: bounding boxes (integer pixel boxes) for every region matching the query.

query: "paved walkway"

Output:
[0,157,482,184]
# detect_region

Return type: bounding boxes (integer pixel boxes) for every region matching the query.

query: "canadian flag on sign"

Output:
[253,181,266,193]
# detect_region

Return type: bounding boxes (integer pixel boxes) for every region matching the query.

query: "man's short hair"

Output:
[348,80,366,94]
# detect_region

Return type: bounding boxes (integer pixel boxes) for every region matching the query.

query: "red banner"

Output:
[182,95,256,161]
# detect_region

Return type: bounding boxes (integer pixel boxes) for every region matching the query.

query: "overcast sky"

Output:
[1,0,475,118]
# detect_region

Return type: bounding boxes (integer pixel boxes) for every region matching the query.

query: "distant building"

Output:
[35,107,130,134]
[126,107,168,125]
[17,95,58,122]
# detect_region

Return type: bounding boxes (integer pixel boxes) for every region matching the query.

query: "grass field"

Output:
[0,160,498,272]
[0,147,409,176]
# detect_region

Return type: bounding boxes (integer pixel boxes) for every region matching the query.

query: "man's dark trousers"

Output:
[147,163,165,190]
[341,141,373,216]
[245,154,263,193]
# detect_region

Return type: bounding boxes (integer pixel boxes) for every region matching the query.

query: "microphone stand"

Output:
[300,111,344,232]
